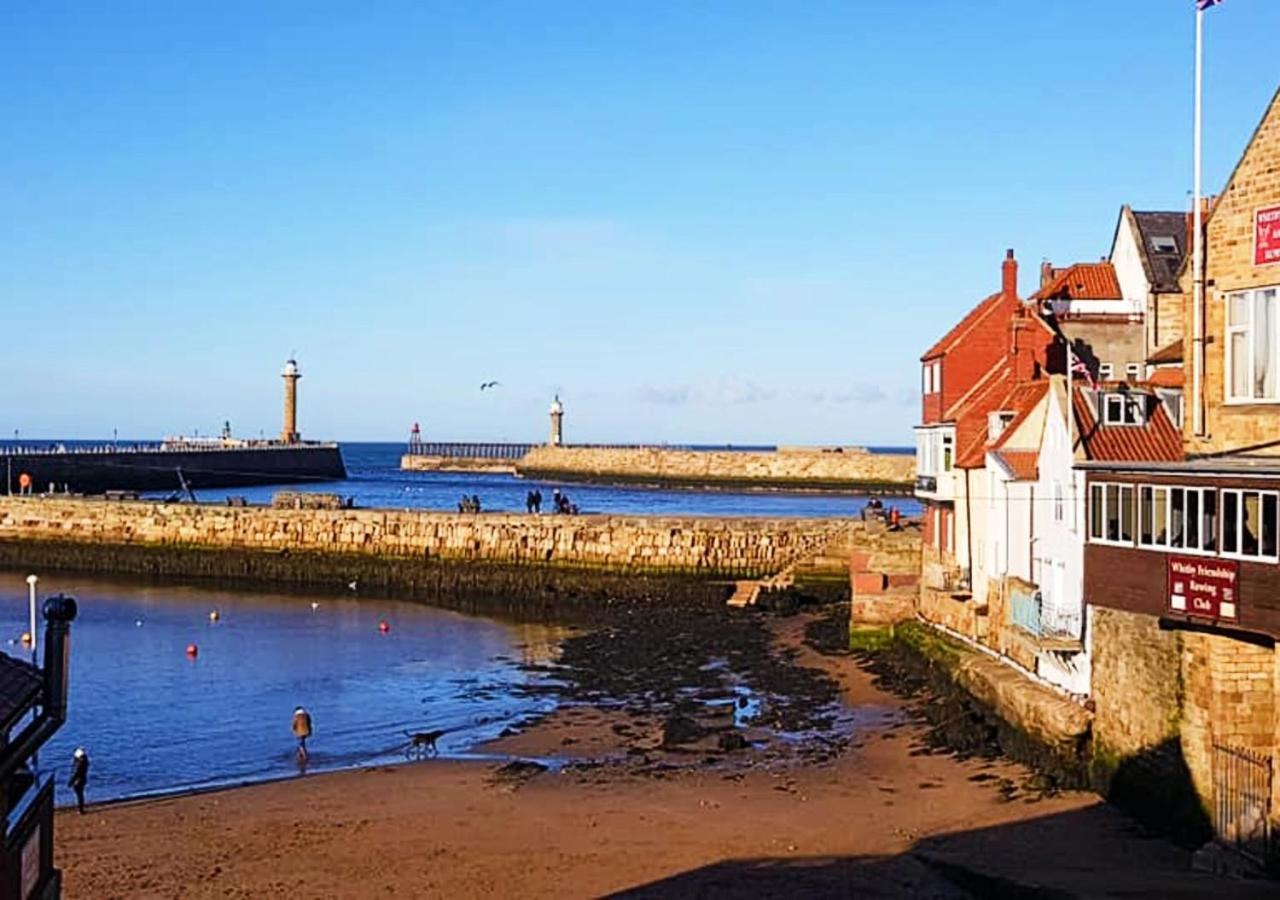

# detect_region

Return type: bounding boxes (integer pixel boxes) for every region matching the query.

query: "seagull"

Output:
[347,580,358,592]
[310,601,320,611]
[480,381,500,391]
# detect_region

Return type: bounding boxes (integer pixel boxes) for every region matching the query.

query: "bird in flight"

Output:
[480,381,500,391]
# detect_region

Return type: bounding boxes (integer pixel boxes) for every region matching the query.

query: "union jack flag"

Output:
[1070,353,1097,389]
[1196,0,1224,10]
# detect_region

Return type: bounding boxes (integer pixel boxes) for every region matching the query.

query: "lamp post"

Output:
[25,574,38,665]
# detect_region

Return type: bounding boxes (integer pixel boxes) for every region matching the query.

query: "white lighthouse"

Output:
[548,395,564,447]
[281,359,301,444]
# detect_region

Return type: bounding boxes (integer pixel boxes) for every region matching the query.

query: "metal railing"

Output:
[1212,742,1273,865]
[1009,587,1083,642]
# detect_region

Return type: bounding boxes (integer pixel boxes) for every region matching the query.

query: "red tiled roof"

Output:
[992,449,1039,481]
[951,364,1015,468]
[1071,387,1183,463]
[1148,367,1184,388]
[1147,338,1184,365]
[988,380,1050,451]
[921,290,1010,361]
[1030,262,1122,302]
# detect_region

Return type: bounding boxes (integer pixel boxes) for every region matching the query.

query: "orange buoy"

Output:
[186,643,199,657]
[378,620,390,634]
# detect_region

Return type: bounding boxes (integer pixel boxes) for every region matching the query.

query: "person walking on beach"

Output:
[292,706,313,761]
[69,747,90,814]
[532,489,542,514]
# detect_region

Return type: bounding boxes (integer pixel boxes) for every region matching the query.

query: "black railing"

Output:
[1212,742,1273,865]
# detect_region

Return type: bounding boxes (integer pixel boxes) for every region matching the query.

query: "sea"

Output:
[3,441,917,805]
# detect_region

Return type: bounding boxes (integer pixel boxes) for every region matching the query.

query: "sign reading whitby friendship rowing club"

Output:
[1168,555,1240,621]
[1258,205,1280,267]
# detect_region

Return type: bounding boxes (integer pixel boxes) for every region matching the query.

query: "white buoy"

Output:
[209,609,220,623]
[310,601,319,611]
[136,619,144,627]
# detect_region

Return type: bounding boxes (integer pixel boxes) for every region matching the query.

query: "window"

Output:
[1150,235,1179,254]
[1221,488,1279,560]
[1053,481,1064,522]
[1089,482,1134,544]
[922,364,932,395]
[1101,392,1146,426]
[988,411,1014,441]
[1157,389,1184,428]
[1226,287,1279,402]
[1099,362,1114,381]
[942,433,953,472]
[1126,362,1141,381]
[1138,485,1170,547]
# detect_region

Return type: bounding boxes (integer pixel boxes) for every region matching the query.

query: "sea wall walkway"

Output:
[403,445,916,493]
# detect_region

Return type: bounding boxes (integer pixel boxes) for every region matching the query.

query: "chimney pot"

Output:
[1002,249,1018,299]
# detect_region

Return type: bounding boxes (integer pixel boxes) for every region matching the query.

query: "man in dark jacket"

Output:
[69,747,89,814]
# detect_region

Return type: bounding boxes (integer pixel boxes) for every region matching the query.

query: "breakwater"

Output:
[402,445,915,493]
[0,498,852,615]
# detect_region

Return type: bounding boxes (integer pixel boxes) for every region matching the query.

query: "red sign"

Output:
[1257,205,1280,267]
[1168,556,1239,621]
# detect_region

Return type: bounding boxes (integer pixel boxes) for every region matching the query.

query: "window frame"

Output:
[1219,487,1280,562]
[1224,285,1280,405]
[1088,481,1136,546]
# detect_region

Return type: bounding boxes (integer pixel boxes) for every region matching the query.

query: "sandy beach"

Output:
[54,611,1255,899]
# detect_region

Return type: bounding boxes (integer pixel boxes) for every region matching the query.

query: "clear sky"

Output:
[2,1,1277,445]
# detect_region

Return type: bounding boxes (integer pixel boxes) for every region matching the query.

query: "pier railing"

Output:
[0,441,339,457]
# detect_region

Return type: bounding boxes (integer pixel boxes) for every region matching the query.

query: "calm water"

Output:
[180,442,921,519]
[0,572,564,806]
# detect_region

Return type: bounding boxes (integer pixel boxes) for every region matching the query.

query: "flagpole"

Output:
[1192,5,1205,436]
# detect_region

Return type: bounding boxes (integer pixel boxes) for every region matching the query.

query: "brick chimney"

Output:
[1010,312,1038,382]
[1040,259,1054,288]
[1002,249,1018,299]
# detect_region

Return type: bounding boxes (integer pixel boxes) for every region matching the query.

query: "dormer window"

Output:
[1149,235,1178,254]
[988,410,1015,441]
[1100,391,1147,426]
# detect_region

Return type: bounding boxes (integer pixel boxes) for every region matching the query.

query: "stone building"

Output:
[1082,86,1280,863]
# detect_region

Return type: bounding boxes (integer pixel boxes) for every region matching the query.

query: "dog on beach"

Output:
[404,728,449,758]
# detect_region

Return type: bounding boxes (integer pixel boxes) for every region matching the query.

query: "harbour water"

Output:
[0,572,565,806]
[183,442,921,518]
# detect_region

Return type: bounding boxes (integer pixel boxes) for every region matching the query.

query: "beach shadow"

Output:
[605,804,1274,899]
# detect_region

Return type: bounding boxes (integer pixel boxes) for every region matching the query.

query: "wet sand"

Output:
[55,611,1236,898]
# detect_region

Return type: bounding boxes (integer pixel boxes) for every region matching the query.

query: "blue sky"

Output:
[2,1,1277,445]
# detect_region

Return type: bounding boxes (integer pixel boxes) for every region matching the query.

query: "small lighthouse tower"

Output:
[548,395,564,447]
[281,359,301,444]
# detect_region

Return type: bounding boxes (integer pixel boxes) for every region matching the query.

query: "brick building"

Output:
[1082,86,1280,863]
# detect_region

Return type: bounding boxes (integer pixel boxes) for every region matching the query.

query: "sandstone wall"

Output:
[1090,607,1183,762]
[0,498,848,579]
[515,446,914,490]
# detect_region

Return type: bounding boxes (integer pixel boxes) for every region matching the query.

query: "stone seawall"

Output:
[513,446,914,493]
[0,498,855,614]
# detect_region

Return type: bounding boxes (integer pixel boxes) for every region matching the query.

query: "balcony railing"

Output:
[923,560,969,594]
[915,475,937,493]
[1009,585,1084,649]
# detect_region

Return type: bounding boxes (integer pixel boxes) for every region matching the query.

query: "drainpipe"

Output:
[964,469,973,587]
[1028,484,1035,582]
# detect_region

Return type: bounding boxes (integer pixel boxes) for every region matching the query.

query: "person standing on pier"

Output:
[292,706,313,761]
[69,747,90,814]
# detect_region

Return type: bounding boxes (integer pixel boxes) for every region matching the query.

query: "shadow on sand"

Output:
[605,803,1275,899]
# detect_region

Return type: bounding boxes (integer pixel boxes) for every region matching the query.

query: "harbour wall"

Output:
[403,445,915,493]
[1,444,346,494]
[0,498,852,614]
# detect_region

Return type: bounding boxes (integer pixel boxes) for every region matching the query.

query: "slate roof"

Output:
[0,654,42,734]
[1030,262,1122,301]
[920,291,1009,361]
[1131,210,1190,293]
[1071,386,1184,463]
